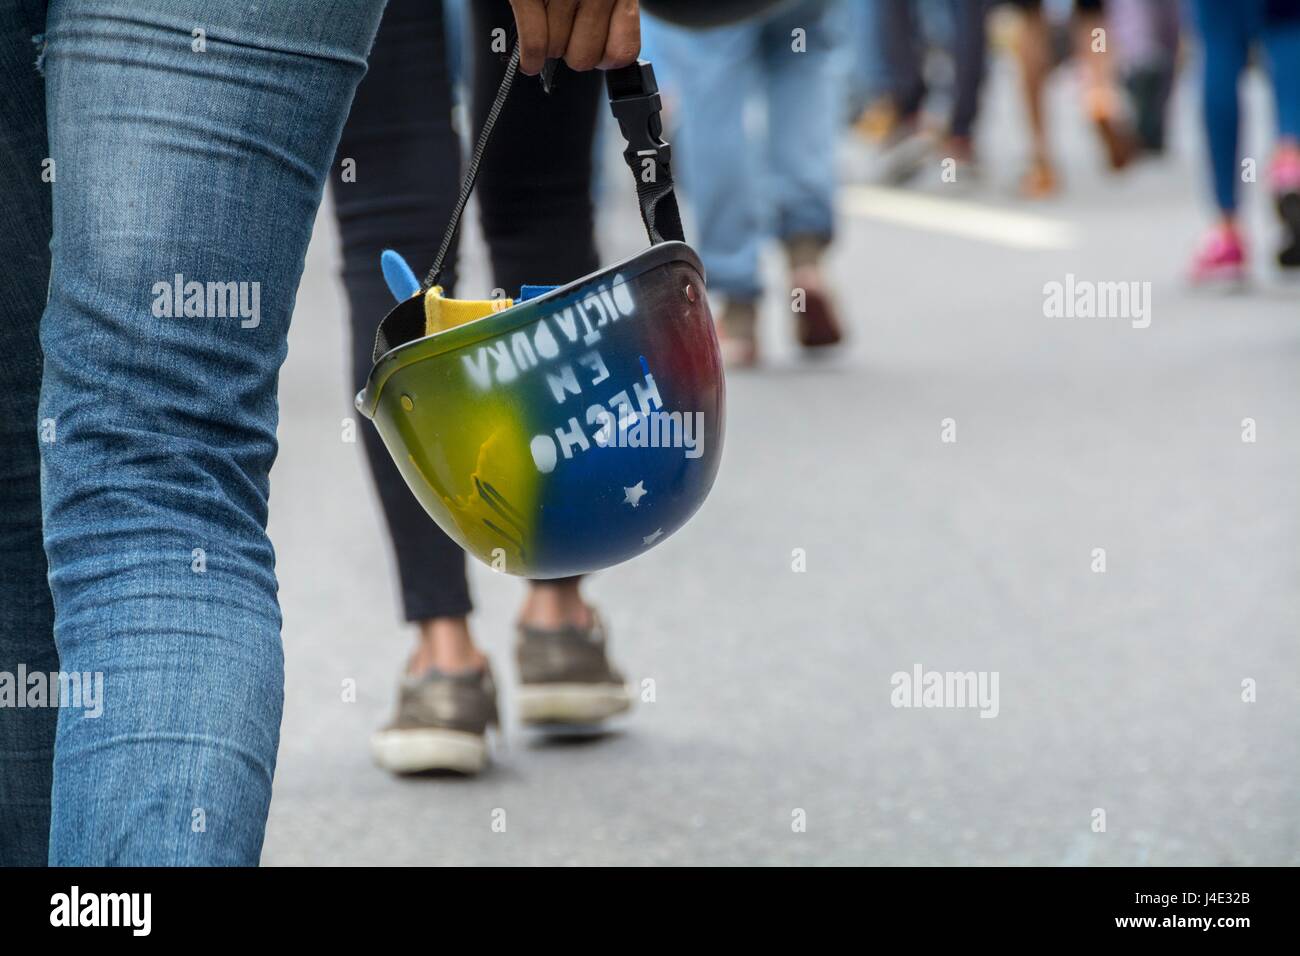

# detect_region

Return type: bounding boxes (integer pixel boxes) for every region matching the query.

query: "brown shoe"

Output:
[1094,114,1139,172]
[792,269,843,350]
[1020,158,1059,199]
[785,235,843,351]
[371,664,498,774]
[516,615,632,728]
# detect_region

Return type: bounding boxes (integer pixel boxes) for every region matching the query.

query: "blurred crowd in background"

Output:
[634,0,1300,366]
[417,0,1300,369]
[416,1,1300,370]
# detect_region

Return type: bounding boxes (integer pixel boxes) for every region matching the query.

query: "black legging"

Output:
[332,0,601,621]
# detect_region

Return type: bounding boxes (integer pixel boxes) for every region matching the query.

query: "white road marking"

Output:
[842,185,1080,250]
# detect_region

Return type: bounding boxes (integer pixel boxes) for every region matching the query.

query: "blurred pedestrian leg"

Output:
[333,0,473,636]
[1073,1,1138,171]
[875,0,990,178]
[1010,0,1058,195]
[1188,0,1300,279]
[846,0,896,125]
[1107,0,1180,154]
[1008,0,1138,197]
[647,0,847,366]
[947,0,992,158]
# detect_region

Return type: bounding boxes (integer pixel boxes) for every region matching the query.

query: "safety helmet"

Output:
[357,56,725,579]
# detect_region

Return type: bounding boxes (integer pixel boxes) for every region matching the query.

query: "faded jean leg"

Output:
[38,0,385,865]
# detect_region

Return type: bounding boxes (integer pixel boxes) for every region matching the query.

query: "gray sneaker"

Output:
[516,615,632,727]
[371,664,498,774]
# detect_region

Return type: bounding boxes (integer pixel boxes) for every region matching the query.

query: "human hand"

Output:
[508,0,641,76]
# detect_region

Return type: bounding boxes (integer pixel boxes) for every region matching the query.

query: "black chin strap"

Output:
[605,61,685,245]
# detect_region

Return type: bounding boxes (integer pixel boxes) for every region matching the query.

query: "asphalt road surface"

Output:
[261,63,1299,865]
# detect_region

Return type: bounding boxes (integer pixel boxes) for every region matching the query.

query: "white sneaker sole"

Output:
[370,727,487,774]
[517,683,632,725]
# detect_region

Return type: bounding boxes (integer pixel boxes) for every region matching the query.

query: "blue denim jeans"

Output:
[0,0,386,865]
[643,0,847,301]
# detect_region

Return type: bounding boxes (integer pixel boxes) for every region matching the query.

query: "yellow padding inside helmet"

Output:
[424,286,514,337]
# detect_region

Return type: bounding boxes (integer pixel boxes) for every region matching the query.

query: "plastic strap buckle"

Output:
[606,61,684,245]
[607,62,672,183]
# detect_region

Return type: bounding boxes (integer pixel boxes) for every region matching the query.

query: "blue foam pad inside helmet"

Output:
[381,249,421,303]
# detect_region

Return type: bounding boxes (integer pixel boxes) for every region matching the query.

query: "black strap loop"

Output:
[379,53,685,364]
[605,61,685,245]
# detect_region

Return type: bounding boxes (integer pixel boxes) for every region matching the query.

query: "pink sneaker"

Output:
[1272,148,1300,193]
[1189,225,1246,285]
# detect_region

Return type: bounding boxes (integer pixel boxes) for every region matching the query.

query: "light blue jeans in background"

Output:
[0,0,387,865]
[642,0,848,302]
